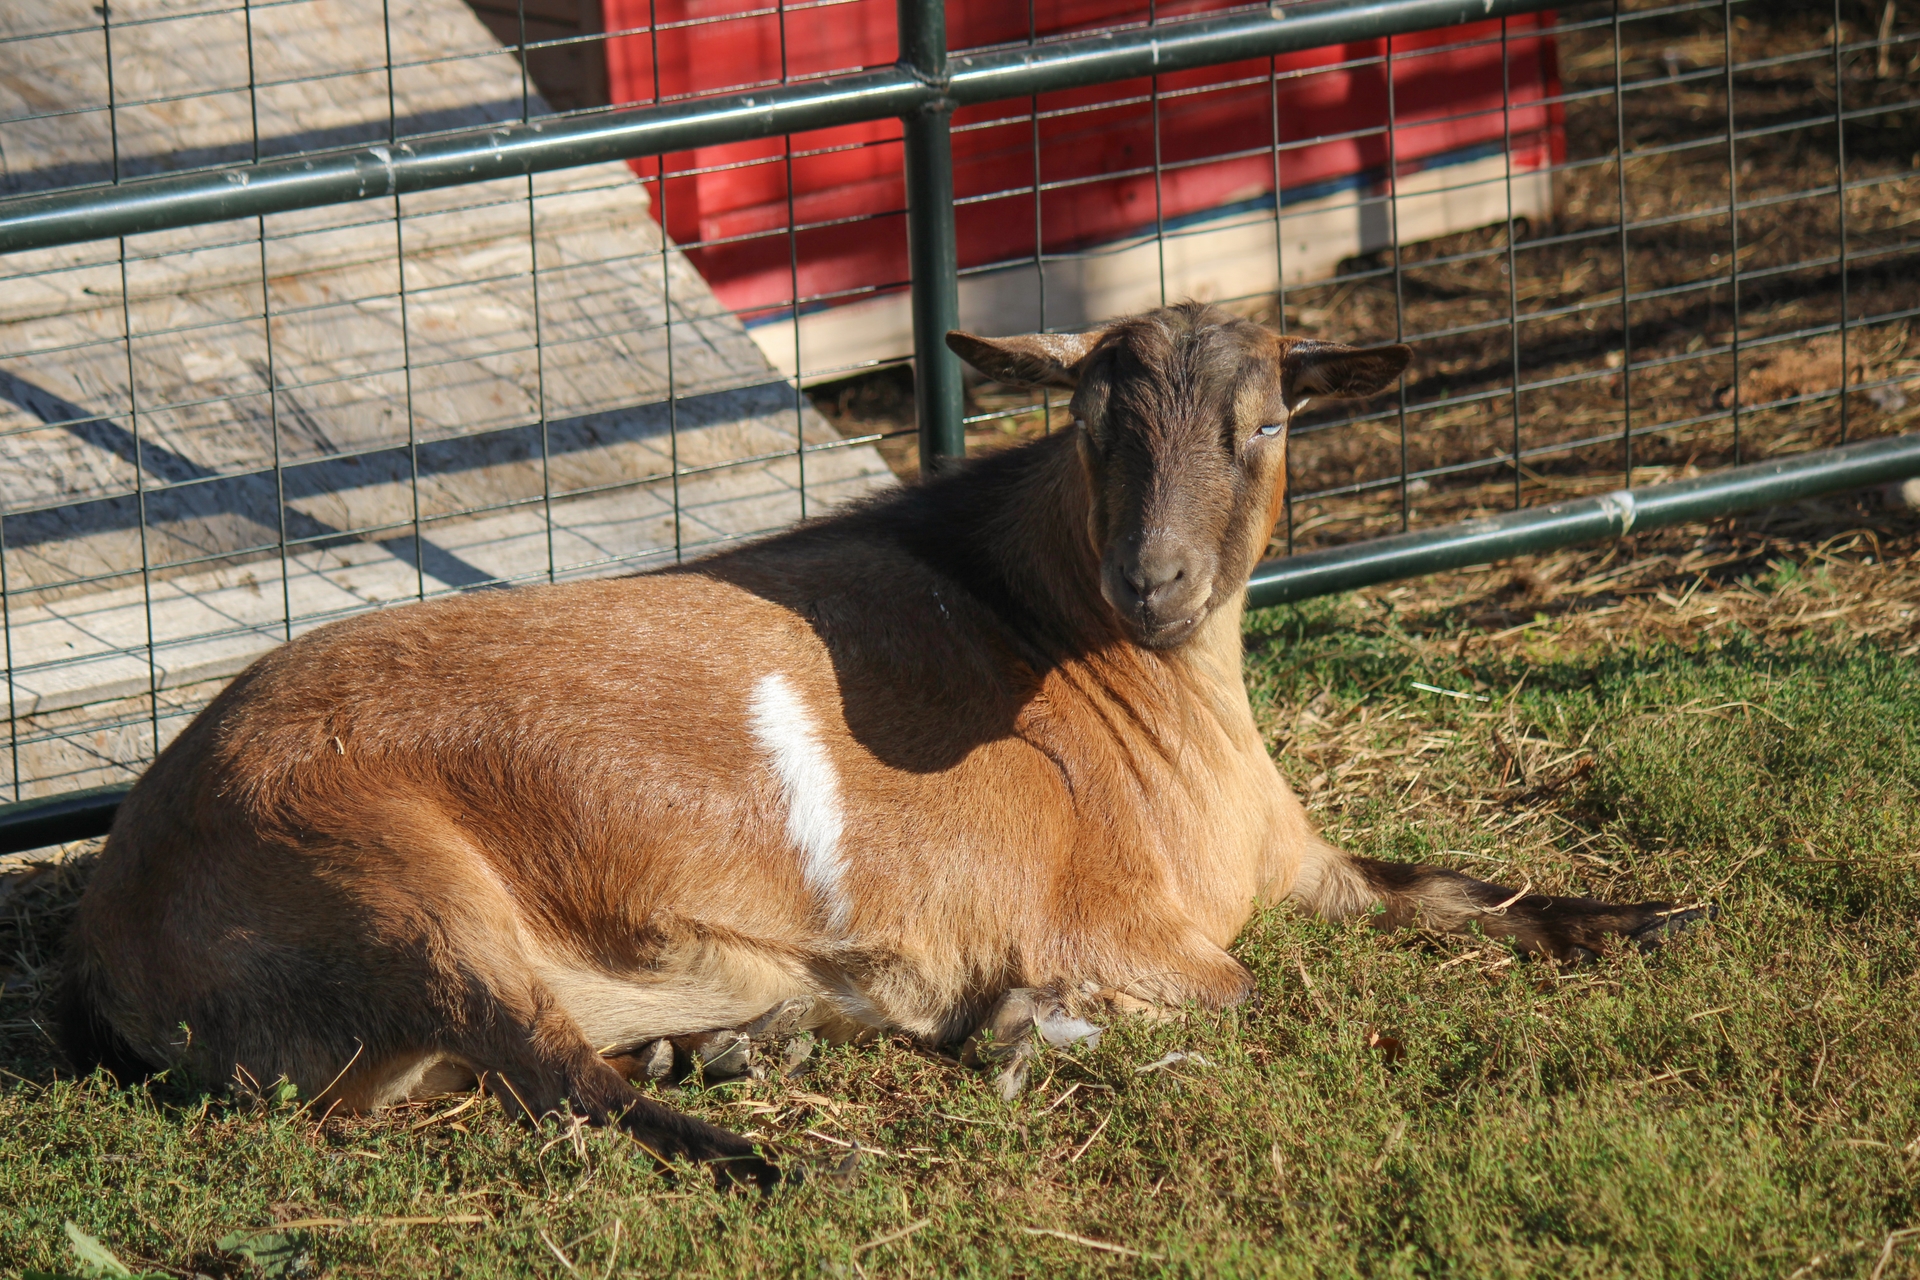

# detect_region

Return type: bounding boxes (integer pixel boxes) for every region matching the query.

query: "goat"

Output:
[56,303,1705,1188]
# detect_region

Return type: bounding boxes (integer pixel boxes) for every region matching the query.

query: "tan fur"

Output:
[60,305,1694,1179]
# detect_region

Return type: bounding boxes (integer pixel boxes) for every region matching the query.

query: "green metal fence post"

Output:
[898,0,966,474]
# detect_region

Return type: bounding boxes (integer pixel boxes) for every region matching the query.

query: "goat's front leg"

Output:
[958,987,1117,1099]
[959,940,1248,1099]
[1289,838,1710,961]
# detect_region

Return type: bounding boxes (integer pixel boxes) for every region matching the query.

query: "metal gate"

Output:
[2,0,1917,847]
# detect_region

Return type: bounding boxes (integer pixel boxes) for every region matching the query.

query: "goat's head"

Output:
[948,302,1410,649]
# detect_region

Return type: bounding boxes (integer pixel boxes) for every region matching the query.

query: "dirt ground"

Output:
[812,0,1920,554]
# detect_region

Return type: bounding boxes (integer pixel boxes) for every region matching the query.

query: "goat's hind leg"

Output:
[602,997,817,1087]
[451,983,781,1190]
[1289,838,1710,960]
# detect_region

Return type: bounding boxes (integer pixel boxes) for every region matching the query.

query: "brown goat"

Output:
[57,303,1703,1187]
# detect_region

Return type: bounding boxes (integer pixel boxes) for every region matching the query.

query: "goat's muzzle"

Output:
[1102,535,1216,648]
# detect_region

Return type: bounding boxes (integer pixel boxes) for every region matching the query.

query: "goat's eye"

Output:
[1256,423,1284,438]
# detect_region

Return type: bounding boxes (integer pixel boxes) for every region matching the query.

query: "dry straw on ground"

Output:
[1252,494,1920,927]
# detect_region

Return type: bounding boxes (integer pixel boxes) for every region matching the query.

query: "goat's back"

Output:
[60,496,1297,1097]
[61,548,1083,1082]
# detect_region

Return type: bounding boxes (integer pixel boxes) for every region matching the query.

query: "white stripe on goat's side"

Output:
[748,672,851,931]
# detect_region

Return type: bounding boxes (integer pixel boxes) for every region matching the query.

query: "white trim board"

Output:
[750,153,1554,384]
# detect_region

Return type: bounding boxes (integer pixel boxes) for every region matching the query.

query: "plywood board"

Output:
[0,0,894,798]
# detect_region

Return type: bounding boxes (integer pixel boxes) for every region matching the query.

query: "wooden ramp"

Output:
[0,0,895,798]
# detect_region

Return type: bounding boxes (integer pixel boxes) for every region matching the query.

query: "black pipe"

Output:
[0,786,127,858]
[899,0,967,472]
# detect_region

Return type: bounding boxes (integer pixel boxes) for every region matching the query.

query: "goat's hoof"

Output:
[635,1039,674,1080]
[712,1148,785,1193]
[776,1032,815,1080]
[821,1148,861,1188]
[1035,1005,1104,1050]
[963,989,1043,1067]
[676,1029,753,1081]
[1628,904,1715,951]
[741,997,812,1042]
[619,1114,782,1192]
[684,1128,786,1192]
[993,1045,1036,1100]
[963,989,1105,1065]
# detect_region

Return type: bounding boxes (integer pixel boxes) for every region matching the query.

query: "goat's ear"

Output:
[946,329,1104,389]
[1281,341,1412,404]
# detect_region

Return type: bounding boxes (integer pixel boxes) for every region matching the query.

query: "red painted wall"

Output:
[603,0,1561,320]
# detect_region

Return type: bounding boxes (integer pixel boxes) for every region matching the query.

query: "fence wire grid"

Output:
[0,0,1916,806]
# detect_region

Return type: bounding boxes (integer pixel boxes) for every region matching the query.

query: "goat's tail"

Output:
[52,955,157,1084]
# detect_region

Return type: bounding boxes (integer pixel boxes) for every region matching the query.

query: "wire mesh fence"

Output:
[1260,0,1920,552]
[0,0,1915,811]
[886,0,1919,545]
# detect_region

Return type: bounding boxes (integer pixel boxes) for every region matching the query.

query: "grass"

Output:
[2,507,1918,1278]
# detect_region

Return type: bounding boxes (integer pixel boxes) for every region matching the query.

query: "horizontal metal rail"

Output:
[1248,432,1920,606]
[0,785,129,858]
[7,431,1917,856]
[0,0,1559,255]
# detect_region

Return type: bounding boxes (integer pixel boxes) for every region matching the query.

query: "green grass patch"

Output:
[2,562,1916,1277]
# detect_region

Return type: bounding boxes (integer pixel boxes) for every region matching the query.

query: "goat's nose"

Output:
[1126,542,1191,609]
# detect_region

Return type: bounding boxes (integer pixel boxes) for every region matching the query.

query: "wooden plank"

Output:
[0,0,894,799]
